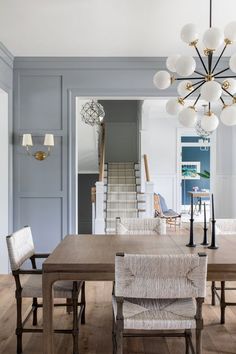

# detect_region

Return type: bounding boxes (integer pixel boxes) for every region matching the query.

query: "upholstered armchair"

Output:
[6,226,85,354]
[112,253,207,354]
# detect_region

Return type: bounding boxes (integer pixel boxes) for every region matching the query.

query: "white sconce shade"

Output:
[203,27,224,50]
[180,23,199,44]
[200,81,222,102]
[177,80,193,97]
[224,21,236,42]
[22,134,33,146]
[44,134,54,146]
[229,53,236,73]
[178,107,197,127]
[166,54,180,72]
[220,105,236,125]
[222,78,236,95]
[153,70,171,89]
[201,113,219,132]
[175,56,196,77]
[166,98,184,115]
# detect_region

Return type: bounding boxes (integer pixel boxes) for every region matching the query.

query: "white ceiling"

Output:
[0,0,236,56]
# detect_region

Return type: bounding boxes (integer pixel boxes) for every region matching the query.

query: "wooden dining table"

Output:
[42,232,236,354]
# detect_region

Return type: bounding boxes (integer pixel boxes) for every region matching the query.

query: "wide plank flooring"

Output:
[1,275,236,353]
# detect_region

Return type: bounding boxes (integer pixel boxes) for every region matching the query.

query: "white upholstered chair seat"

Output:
[21,275,78,298]
[112,296,196,330]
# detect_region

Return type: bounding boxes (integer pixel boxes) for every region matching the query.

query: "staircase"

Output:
[104,162,145,234]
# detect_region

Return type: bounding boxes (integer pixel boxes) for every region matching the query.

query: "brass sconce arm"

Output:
[22,133,54,161]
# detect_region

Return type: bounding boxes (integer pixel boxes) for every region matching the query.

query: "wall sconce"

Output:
[22,133,54,161]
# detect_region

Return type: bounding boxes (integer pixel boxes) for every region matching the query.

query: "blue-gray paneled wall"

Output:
[0,43,13,232]
[13,57,230,251]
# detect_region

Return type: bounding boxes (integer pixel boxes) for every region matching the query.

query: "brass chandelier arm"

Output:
[212,44,228,73]
[215,75,236,79]
[182,80,205,100]
[176,77,204,81]
[213,67,230,77]
[220,97,226,106]
[193,93,201,107]
[222,86,235,98]
[194,45,208,74]
[194,70,206,76]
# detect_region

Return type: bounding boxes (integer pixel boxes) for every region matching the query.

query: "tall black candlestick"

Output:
[211,194,215,220]
[186,194,196,247]
[201,202,209,246]
[208,193,218,249]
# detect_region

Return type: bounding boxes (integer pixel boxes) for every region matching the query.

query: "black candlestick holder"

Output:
[186,217,196,247]
[208,219,218,249]
[201,225,209,246]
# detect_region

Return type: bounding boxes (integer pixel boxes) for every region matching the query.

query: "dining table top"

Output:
[43,232,236,281]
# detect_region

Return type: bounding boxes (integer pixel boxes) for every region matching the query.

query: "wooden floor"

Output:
[1,276,236,354]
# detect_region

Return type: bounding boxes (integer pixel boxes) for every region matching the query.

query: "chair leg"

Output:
[112,315,117,354]
[81,281,86,325]
[220,281,226,324]
[196,328,202,354]
[66,298,73,314]
[32,297,38,326]
[16,295,23,354]
[116,328,123,354]
[185,331,190,354]
[211,281,216,306]
[72,282,79,354]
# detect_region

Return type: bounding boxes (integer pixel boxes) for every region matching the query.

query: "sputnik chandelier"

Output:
[153,0,236,132]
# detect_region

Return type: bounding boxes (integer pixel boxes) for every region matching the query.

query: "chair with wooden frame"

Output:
[154,193,181,229]
[6,226,86,354]
[115,217,166,235]
[112,253,207,354]
[210,219,236,324]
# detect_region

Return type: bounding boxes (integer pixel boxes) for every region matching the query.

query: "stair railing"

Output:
[143,154,155,218]
[99,123,105,182]
[92,123,106,234]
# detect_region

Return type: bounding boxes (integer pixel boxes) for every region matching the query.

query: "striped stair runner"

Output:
[105,162,144,234]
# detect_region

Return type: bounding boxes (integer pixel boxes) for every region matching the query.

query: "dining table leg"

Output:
[43,273,56,354]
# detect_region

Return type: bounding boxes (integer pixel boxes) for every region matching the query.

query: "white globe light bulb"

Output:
[177,81,193,97]
[224,21,236,42]
[180,23,199,44]
[201,113,219,132]
[229,53,236,73]
[166,98,184,115]
[200,81,222,102]
[178,107,197,127]
[166,54,180,72]
[222,78,236,95]
[175,56,196,77]
[220,105,236,125]
[203,27,224,50]
[153,70,171,90]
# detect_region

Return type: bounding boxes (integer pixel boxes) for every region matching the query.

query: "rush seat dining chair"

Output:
[210,219,236,324]
[154,193,181,229]
[112,253,207,354]
[115,217,166,235]
[6,226,86,354]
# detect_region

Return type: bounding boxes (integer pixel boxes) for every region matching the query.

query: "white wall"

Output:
[76,98,99,173]
[0,88,9,273]
[140,99,235,217]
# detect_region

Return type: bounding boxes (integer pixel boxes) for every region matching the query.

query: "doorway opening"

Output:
[0,88,9,273]
[177,130,214,223]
